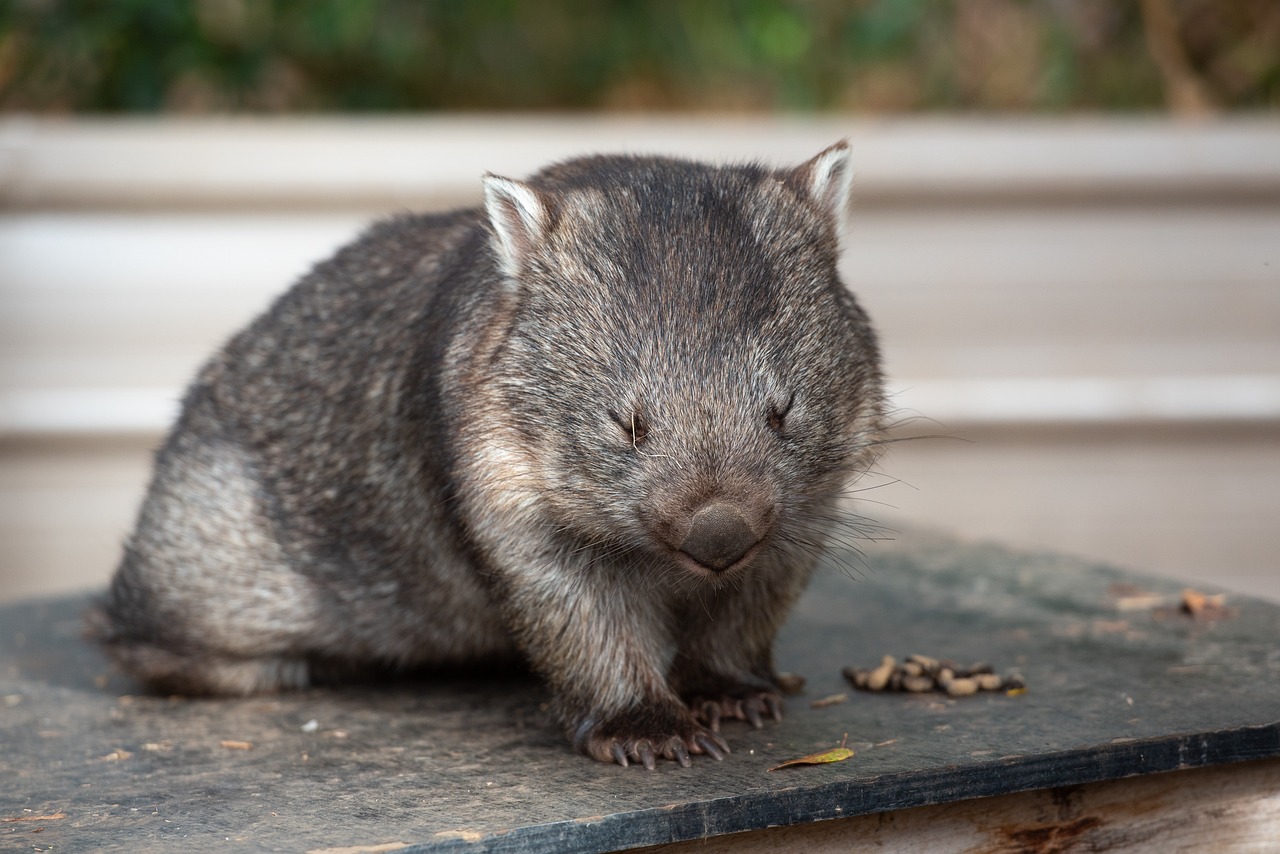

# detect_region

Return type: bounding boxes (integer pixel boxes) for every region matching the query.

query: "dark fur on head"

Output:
[91,142,884,768]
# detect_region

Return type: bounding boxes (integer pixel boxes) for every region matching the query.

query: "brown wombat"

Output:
[90,142,885,769]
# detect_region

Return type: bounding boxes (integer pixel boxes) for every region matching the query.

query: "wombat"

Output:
[91,142,885,769]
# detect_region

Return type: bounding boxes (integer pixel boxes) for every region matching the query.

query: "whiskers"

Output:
[777,405,967,582]
[774,502,895,583]
[865,407,971,452]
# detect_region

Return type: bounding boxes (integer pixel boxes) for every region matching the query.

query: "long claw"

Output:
[672,741,692,768]
[612,743,629,767]
[695,735,725,761]
[696,731,730,760]
[745,702,763,729]
[707,703,722,733]
[638,742,656,771]
[765,694,784,722]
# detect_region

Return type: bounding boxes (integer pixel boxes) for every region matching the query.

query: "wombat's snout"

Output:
[679,501,766,572]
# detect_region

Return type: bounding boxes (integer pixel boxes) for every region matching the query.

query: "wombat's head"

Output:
[482,143,883,582]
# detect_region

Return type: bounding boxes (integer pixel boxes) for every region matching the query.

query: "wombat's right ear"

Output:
[786,140,854,232]
[483,173,549,277]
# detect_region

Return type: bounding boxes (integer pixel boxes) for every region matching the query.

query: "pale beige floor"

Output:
[2,427,1276,605]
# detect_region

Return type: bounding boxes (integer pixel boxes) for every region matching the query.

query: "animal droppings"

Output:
[842,654,1025,698]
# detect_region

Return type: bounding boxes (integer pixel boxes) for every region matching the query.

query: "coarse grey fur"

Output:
[91,142,885,768]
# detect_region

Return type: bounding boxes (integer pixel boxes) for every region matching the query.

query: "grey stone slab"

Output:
[3,530,1278,853]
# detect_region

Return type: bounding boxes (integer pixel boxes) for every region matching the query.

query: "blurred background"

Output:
[1,0,1278,603]
[2,0,1278,114]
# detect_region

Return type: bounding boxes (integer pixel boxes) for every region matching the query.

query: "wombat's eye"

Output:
[608,409,649,447]
[768,393,795,434]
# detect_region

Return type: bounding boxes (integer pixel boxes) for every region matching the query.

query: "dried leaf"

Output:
[809,693,847,709]
[1182,588,1208,615]
[1180,588,1228,619]
[220,740,253,750]
[2,813,66,823]
[768,734,854,771]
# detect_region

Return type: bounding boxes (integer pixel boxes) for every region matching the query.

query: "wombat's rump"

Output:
[91,142,885,768]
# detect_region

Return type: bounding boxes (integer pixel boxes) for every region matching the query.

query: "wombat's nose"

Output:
[680,502,761,571]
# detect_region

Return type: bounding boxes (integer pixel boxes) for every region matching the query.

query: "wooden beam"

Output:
[633,758,1280,853]
[3,117,1279,210]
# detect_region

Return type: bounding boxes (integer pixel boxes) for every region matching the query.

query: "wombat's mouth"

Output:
[670,536,767,578]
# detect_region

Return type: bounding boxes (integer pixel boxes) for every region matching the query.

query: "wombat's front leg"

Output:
[672,564,809,733]
[678,643,786,733]
[570,701,731,769]
[500,559,728,769]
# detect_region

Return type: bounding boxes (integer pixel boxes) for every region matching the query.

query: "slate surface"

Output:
[3,530,1279,853]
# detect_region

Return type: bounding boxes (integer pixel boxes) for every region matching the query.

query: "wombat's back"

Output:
[92,209,518,694]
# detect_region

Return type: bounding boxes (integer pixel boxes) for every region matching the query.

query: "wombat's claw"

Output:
[691,691,784,731]
[637,741,657,770]
[585,725,725,769]
[696,699,723,732]
[694,732,729,761]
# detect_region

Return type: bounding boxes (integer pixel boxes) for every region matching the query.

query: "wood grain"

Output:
[633,758,1280,853]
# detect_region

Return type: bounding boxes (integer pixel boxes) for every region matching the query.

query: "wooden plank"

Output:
[878,424,1280,604]
[3,207,1279,432]
[0,436,151,602]
[842,208,1280,380]
[3,117,1279,210]
[632,758,1280,853]
[3,532,1280,852]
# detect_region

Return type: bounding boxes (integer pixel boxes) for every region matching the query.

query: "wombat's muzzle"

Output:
[679,501,765,572]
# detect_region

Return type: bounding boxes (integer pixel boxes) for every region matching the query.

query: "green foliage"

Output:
[0,0,1275,113]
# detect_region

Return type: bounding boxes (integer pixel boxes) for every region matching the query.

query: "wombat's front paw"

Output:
[573,711,730,769]
[690,690,784,732]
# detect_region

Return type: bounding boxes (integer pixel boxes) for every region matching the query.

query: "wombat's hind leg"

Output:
[102,642,309,697]
[87,605,310,696]
[689,690,785,732]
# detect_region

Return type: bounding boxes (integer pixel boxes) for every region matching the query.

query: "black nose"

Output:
[680,502,760,571]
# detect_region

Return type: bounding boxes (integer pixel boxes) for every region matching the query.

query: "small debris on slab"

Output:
[843,654,1026,698]
[809,693,847,709]
[1111,583,1235,622]
[1108,582,1168,612]
[1175,588,1233,621]
[776,672,806,694]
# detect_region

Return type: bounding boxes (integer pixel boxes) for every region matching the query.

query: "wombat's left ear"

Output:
[786,140,853,229]
[482,173,549,278]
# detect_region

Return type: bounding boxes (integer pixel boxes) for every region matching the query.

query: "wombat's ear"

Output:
[482,173,549,277]
[786,140,853,230]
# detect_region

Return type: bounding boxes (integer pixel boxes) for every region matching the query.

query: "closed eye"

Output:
[608,409,648,447]
[768,392,795,434]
